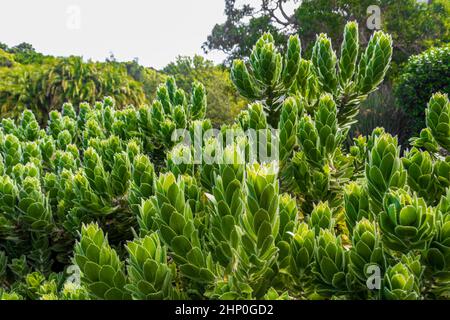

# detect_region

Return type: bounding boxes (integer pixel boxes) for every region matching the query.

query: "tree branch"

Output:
[278,0,295,25]
[261,0,292,27]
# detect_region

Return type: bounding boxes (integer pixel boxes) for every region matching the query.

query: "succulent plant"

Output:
[423,192,450,297]
[62,102,77,120]
[74,223,130,300]
[402,147,439,204]
[0,175,17,219]
[315,94,341,157]
[348,219,385,290]
[128,154,155,216]
[425,93,450,152]
[298,115,322,168]
[207,144,245,269]
[290,223,315,285]
[383,258,421,300]
[295,22,392,130]
[111,151,131,197]
[0,25,447,302]
[167,144,194,177]
[190,82,207,121]
[308,201,334,235]
[434,158,450,194]
[17,176,53,232]
[240,161,280,295]
[2,134,22,172]
[344,182,371,234]
[338,21,359,87]
[125,233,177,299]
[231,33,301,127]
[380,189,435,252]
[356,31,393,97]
[409,128,440,154]
[139,173,217,286]
[313,229,348,294]
[312,34,338,95]
[366,133,406,215]
[278,97,299,163]
[276,193,299,270]
[277,193,299,243]
[294,59,319,108]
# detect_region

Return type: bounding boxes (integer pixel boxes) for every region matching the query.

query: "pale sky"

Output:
[0,0,266,69]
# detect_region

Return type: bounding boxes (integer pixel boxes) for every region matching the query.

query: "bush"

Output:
[0,24,449,301]
[394,45,450,134]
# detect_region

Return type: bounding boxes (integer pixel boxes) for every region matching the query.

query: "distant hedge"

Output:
[394,45,450,135]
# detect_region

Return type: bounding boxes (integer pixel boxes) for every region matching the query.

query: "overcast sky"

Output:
[0,0,262,69]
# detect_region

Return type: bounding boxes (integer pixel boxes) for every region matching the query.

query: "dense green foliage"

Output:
[0,46,244,127]
[0,42,47,65]
[394,45,450,135]
[0,50,146,123]
[231,21,392,130]
[163,55,246,126]
[0,75,210,299]
[116,58,168,101]
[0,25,449,301]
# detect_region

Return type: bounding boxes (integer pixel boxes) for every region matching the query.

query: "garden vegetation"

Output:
[0,22,449,300]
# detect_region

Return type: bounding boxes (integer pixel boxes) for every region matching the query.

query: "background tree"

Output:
[108,57,167,100]
[0,47,245,127]
[0,49,16,68]
[0,55,146,123]
[205,0,449,66]
[202,0,290,65]
[0,42,47,65]
[394,44,450,135]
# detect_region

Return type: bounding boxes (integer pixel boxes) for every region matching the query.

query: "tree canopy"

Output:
[204,0,449,65]
[0,47,244,127]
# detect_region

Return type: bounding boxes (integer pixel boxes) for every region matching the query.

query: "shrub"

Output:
[394,45,450,134]
[0,23,449,301]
